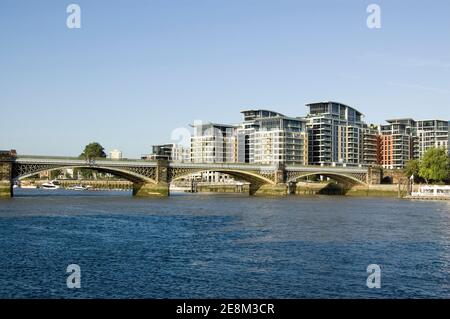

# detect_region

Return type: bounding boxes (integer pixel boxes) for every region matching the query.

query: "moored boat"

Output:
[41,180,61,190]
[408,185,450,200]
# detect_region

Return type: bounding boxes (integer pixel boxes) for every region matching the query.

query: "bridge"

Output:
[0,151,381,198]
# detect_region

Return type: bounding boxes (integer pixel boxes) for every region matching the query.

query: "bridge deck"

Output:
[16,155,368,172]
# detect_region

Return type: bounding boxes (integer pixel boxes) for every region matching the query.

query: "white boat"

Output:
[20,184,38,189]
[69,185,88,190]
[67,184,94,190]
[41,180,61,189]
[410,185,450,199]
[169,185,192,192]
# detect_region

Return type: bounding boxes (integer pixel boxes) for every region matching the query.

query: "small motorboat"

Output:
[20,184,38,189]
[68,185,93,191]
[70,185,87,190]
[41,180,61,189]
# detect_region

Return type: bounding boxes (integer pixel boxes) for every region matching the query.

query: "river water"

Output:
[0,189,449,298]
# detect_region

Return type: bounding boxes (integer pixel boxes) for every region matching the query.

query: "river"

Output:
[0,189,449,298]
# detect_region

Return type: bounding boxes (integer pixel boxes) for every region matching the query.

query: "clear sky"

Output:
[1,0,449,158]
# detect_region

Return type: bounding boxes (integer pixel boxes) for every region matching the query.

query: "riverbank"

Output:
[16,179,430,198]
[184,181,407,197]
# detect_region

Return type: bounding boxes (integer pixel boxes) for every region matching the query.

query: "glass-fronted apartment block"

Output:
[305,102,365,166]
[379,119,416,169]
[362,124,380,165]
[190,122,238,163]
[145,143,190,162]
[237,110,284,163]
[171,144,191,162]
[416,120,449,157]
[237,110,308,165]
[378,118,449,169]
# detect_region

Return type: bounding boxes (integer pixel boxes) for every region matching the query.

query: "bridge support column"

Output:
[132,182,169,197]
[132,158,171,197]
[249,183,287,196]
[0,180,12,199]
[368,166,382,184]
[0,151,15,199]
[287,181,297,194]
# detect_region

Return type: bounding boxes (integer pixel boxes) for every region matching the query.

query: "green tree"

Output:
[404,159,420,182]
[78,142,106,180]
[79,142,107,160]
[419,147,449,183]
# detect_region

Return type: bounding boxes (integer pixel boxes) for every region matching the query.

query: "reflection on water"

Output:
[0,189,449,298]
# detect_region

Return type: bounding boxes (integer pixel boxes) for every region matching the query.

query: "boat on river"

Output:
[41,180,61,190]
[409,185,450,200]
[68,185,93,191]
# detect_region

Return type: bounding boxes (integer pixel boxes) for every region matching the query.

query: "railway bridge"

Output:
[0,151,381,198]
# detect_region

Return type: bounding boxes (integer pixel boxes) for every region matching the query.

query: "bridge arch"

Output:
[286,171,367,186]
[16,165,157,184]
[170,169,276,186]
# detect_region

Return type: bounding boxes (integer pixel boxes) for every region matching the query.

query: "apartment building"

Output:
[190,122,238,163]
[379,119,416,169]
[416,120,449,158]
[146,143,190,162]
[237,110,283,163]
[237,110,308,165]
[362,124,380,165]
[378,118,449,169]
[305,102,365,166]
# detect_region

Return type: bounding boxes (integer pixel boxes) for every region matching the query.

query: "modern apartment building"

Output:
[237,110,283,163]
[378,118,449,169]
[305,102,365,166]
[190,122,238,163]
[362,124,380,165]
[237,110,308,165]
[145,143,190,162]
[379,119,416,169]
[108,149,123,160]
[416,120,449,157]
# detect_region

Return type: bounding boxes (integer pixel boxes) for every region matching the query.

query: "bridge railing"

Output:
[17,155,157,163]
[15,155,373,172]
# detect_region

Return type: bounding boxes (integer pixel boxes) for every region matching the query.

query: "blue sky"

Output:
[1,0,449,157]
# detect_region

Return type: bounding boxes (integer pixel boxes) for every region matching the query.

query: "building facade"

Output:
[362,124,380,165]
[237,110,308,165]
[305,102,365,166]
[190,122,238,163]
[145,144,190,162]
[416,120,449,158]
[378,118,449,169]
[379,119,416,169]
[109,149,123,160]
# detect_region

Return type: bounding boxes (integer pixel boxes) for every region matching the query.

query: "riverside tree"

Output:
[77,142,107,179]
[79,142,107,160]
[404,159,420,182]
[418,147,449,184]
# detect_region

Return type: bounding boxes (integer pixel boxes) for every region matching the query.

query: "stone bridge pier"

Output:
[132,159,170,197]
[0,151,15,199]
[249,164,288,196]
